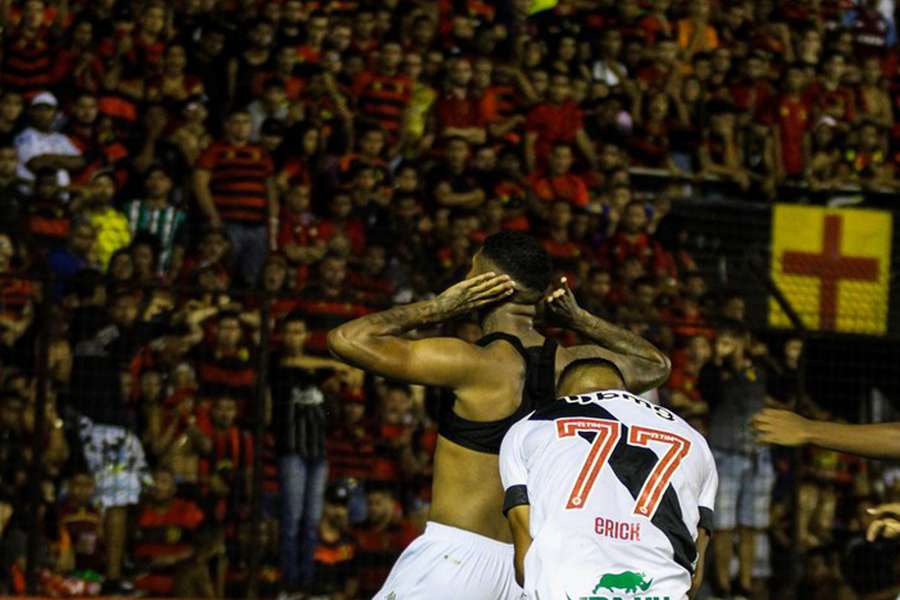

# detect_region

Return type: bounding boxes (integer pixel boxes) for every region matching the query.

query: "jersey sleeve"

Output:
[697,448,718,533]
[499,420,530,516]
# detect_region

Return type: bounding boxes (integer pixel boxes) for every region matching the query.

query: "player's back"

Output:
[430,332,559,542]
[500,390,717,600]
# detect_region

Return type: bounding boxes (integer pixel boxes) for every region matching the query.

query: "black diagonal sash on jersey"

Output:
[531,399,697,573]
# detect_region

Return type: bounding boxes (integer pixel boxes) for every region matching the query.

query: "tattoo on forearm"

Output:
[358,299,449,337]
[574,311,664,361]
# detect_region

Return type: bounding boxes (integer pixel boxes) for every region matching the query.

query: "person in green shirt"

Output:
[123,164,188,279]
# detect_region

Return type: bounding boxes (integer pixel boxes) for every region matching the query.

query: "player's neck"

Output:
[481,303,537,337]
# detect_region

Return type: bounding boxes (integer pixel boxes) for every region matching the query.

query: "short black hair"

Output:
[558,358,625,396]
[481,232,553,303]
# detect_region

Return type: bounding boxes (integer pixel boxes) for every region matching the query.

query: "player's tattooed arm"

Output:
[332,272,513,337]
[327,274,514,386]
[546,277,672,392]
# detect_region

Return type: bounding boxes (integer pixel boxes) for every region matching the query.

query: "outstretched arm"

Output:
[546,278,671,393]
[752,409,900,460]
[327,273,514,387]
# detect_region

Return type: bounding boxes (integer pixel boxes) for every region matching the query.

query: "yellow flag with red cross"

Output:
[769,205,892,334]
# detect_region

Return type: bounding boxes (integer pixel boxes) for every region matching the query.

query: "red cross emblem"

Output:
[781,214,880,330]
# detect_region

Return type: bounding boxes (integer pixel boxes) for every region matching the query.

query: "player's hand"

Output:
[751,409,812,446]
[434,273,515,317]
[867,504,900,541]
[544,277,584,327]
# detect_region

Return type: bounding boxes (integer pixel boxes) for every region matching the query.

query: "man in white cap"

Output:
[14,91,85,191]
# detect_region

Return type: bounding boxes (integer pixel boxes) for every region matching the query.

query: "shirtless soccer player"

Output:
[500,295,716,600]
[328,232,671,600]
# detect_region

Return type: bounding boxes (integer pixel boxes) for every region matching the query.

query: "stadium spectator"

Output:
[193,108,276,287]
[700,320,774,599]
[842,0,897,53]
[276,183,325,289]
[196,395,254,515]
[15,92,84,189]
[192,311,257,409]
[123,165,187,279]
[430,136,485,209]
[1,0,59,94]
[131,104,190,184]
[142,385,210,487]
[47,219,97,300]
[63,93,100,164]
[525,72,597,173]
[76,171,131,270]
[0,145,24,236]
[434,57,486,145]
[132,467,212,597]
[270,313,346,595]
[665,333,712,428]
[248,79,290,143]
[529,143,590,208]
[601,200,674,278]
[26,167,72,250]
[0,93,24,146]
[350,40,411,147]
[348,244,394,309]
[698,101,751,190]
[351,483,416,598]
[77,412,148,595]
[58,472,104,574]
[310,481,359,599]
[678,0,720,56]
[317,191,366,256]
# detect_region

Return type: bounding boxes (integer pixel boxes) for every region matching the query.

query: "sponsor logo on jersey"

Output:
[594,571,652,594]
[571,570,670,600]
[594,517,641,541]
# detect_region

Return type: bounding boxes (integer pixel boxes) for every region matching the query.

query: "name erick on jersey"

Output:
[499,390,717,600]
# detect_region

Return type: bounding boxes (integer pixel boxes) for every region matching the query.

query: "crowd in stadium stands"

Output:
[0,0,897,598]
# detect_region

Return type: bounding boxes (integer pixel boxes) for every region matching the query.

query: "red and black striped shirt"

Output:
[2,29,55,93]
[297,288,373,354]
[326,423,378,481]
[197,421,255,484]
[196,141,274,224]
[133,499,204,596]
[351,71,412,139]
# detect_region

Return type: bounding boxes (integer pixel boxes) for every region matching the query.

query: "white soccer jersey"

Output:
[499,390,718,600]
